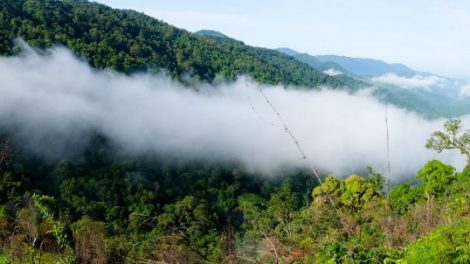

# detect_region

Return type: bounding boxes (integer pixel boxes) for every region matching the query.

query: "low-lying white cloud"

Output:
[373,73,444,89]
[0,47,467,182]
[323,68,343,76]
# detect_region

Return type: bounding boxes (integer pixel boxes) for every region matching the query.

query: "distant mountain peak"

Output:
[315,55,416,77]
[276,48,348,75]
[277,47,420,78]
[195,29,230,39]
[276,47,300,56]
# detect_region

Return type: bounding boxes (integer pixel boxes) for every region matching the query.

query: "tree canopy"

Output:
[0,1,470,262]
[0,0,363,89]
[426,119,470,165]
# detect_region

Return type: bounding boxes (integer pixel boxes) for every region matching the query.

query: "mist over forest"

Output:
[1,0,470,263]
[1,46,466,179]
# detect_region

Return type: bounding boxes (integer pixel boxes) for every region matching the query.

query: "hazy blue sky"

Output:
[94,0,470,79]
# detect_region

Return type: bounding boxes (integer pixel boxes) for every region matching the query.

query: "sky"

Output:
[93,0,470,79]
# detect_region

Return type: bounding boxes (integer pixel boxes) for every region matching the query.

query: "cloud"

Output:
[323,68,343,76]
[460,83,470,97]
[372,73,445,89]
[0,47,467,182]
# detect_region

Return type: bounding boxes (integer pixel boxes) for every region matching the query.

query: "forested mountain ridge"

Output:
[2,1,470,264]
[315,55,417,77]
[277,47,417,77]
[277,47,349,74]
[0,0,362,88]
[195,30,230,39]
[277,47,470,118]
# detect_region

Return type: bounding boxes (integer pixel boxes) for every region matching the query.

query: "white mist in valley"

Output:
[0,47,467,181]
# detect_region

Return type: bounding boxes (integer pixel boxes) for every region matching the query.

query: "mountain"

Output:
[277,47,470,118]
[276,47,299,57]
[195,29,230,39]
[315,55,417,77]
[278,47,417,77]
[373,83,470,118]
[0,0,362,89]
[277,47,348,75]
[1,1,470,263]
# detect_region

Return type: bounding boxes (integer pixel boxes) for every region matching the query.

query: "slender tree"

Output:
[426,119,470,166]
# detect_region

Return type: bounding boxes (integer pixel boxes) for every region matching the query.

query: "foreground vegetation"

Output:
[1,113,470,264]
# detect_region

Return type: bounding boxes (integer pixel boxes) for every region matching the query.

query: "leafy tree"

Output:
[72,217,107,264]
[317,238,399,264]
[400,220,470,264]
[389,184,420,214]
[237,193,265,233]
[416,160,455,196]
[426,119,470,166]
[266,185,298,240]
[313,174,384,212]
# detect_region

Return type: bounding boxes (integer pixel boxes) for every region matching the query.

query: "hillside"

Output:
[278,47,470,118]
[0,0,362,88]
[373,83,470,118]
[277,48,417,77]
[316,55,417,77]
[277,47,348,74]
[2,1,470,264]
[2,118,470,263]
[195,29,230,39]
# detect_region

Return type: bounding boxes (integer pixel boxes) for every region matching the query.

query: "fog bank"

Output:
[0,47,467,180]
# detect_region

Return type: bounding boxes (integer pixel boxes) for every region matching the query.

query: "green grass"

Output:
[0,254,10,264]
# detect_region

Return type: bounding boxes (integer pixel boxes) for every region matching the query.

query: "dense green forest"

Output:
[0,0,362,88]
[1,119,470,263]
[2,0,470,263]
